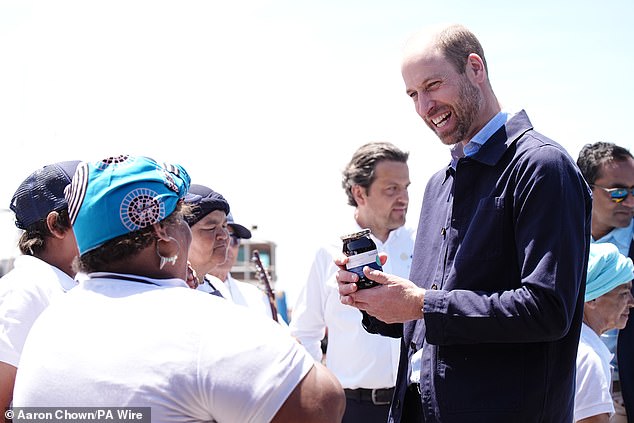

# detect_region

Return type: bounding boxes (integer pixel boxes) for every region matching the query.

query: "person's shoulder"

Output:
[577,336,600,360]
[232,279,264,296]
[0,255,63,294]
[577,326,606,363]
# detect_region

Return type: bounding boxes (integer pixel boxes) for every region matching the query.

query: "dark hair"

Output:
[75,202,190,273]
[342,142,409,207]
[576,141,633,185]
[17,208,72,256]
[435,24,488,75]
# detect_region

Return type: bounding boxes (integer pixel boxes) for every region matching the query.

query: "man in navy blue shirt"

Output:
[337,24,591,423]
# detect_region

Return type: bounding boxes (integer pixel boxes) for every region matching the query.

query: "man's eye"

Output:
[426,81,440,91]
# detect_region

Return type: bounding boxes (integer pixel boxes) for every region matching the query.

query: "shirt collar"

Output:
[450,111,511,169]
[464,111,510,156]
[592,219,634,257]
[88,272,189,288]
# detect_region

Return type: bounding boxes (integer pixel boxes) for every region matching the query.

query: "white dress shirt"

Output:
[290,222,415,389]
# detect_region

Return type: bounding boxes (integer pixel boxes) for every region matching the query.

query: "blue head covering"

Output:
[585,242,634,302]
[65,155,191,255]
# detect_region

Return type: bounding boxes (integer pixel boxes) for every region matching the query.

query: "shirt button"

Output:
[431,284,438,290]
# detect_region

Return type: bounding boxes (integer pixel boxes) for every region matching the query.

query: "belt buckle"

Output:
[371,388,391,406]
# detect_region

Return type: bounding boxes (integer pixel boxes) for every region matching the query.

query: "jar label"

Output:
[346,250,380,270]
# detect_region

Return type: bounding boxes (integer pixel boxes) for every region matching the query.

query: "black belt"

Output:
[344,387,394,405]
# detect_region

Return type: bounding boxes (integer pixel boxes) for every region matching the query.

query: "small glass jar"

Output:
[341,229,382,289]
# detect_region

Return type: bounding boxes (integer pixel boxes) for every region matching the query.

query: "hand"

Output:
[335,253,425,323]
[334,253,388,303]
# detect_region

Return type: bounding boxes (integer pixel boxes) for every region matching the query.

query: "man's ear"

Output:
[46,211,66,239]
[466,53,486,84]
[351,185,366,205]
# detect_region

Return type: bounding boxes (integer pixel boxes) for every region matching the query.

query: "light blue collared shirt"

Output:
[450,111,511,168]
[593,219,634,257]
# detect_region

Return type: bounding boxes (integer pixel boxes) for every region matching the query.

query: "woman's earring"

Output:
[156,237,181,270]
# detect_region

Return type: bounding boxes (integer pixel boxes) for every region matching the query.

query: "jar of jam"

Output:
[341,229,382,289]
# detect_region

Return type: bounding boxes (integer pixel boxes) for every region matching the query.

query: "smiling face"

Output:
[401,25,504,148]
[403,49,484,146]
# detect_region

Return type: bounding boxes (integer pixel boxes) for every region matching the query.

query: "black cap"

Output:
[184,183,230,226]
[10,160,81,229]
[227,212,252,239]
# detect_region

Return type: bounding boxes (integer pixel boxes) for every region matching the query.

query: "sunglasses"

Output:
[592,185,634,203]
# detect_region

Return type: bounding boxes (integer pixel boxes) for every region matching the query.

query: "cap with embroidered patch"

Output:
[65,155,191,255]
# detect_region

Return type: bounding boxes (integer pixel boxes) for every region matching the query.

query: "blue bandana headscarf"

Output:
[65,155,191,255]
[585,242,634,302]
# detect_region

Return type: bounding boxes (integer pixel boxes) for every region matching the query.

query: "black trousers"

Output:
[343,397,391,423]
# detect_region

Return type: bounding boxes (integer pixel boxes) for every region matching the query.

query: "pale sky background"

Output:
[1,0,633,307]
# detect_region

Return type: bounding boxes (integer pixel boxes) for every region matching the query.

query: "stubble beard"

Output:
[436,77,482,146]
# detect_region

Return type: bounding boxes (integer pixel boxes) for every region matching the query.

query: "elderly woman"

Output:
[12,155,344,423]
[575,242,634,423]
[183,183,232,296]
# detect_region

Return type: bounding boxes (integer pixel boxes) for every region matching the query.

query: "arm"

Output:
[422,146,591,345]
[340,146,590,344]
[288,248,333,361]
[0,361,17,412]
[271,362,345,423]
[577,414,609,423]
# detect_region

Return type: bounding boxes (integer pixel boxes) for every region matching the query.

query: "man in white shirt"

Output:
[577,141,634,422]
[0,161,80,412]
[290,141,415,423]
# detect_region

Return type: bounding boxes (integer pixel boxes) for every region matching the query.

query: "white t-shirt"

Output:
[0,255,77,367]
[575,323,615,421]
[13,272,315,423]
[289,224,415,389]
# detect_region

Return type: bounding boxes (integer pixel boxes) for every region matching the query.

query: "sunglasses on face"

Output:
[592,185,634,203]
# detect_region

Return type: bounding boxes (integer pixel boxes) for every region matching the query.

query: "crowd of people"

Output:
[1,23,633,423]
